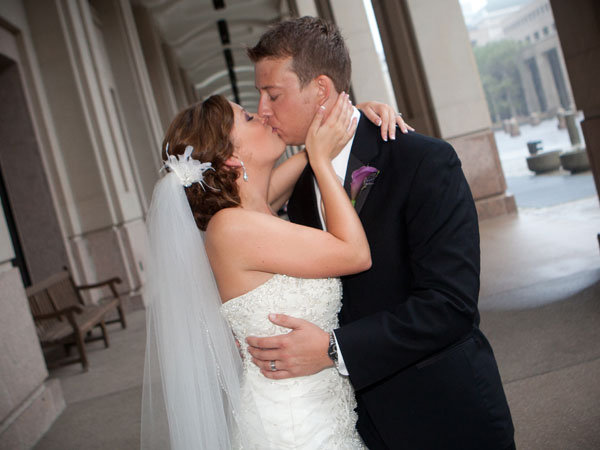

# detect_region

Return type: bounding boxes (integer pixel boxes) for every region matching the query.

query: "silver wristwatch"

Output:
[328,332,338,366]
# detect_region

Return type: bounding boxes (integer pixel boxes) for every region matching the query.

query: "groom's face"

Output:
[254,57,320,146]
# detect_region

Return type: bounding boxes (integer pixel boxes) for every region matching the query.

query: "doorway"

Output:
[0,53,69,286]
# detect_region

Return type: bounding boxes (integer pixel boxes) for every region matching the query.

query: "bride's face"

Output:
[229,102,285,165]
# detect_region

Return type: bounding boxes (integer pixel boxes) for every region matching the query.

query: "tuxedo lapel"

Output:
[354,177,376,215]
[287,163,323,230]
[343,153,363,197]
[344,113,382,216]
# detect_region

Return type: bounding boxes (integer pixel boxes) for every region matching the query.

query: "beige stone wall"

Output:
[132,4,179,131]
[406,0,515,219]
[329,0,398,108]
[407,0,492,139]
[0,1,72,274]
[20,0,154,296]
[0,269,65,448]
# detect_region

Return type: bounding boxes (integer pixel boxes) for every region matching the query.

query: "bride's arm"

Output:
[357,100,415,141]
[267,149,307,212]
[206,93,370,279]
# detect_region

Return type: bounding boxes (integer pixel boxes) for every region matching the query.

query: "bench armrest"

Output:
[76,277,122,291]
[33,305,84,322]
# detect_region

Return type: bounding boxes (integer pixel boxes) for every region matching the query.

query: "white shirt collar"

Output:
[331,106,361,181]
[313,107,361,230]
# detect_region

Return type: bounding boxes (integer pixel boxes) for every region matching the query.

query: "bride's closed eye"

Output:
[244,112,254,122]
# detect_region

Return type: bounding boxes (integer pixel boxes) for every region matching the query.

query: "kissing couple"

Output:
[141,16,515,450]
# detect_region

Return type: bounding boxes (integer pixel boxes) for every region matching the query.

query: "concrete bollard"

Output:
[509,117,521,137]
[556,108,567,129]
[526,150,562,174]
[565,111,581,147]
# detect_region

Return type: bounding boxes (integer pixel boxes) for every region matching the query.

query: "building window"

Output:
[534,31,540,40]
[526,36,531,43]
[543,26,549,35]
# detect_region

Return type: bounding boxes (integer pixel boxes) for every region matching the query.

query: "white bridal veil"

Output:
[141,171,245,449]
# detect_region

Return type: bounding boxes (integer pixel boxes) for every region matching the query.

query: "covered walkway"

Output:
[34,198,600,450]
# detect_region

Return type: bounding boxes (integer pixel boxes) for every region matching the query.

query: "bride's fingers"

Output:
[342,95,354,128]
[323,91,348,128]
[306,104,326,138]
[344,117,358,142]
[329,93,352,138]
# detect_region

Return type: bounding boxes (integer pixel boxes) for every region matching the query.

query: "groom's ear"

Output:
[315,75,334,105]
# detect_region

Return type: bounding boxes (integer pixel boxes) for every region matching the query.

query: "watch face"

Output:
[328,344,338,362]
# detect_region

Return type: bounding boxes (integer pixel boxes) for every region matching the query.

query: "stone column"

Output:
[90,0,164,211]
[132,4,179,131]
[372,0,516,219]
[550,0,600,201]
[0,269,65,449]
[328,0,398,108]
[23,0,148,304]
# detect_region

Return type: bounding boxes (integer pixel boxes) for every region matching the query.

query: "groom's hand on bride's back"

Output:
[246,314,333,379]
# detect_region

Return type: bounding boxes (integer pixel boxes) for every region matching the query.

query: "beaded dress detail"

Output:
[220,274,364,449]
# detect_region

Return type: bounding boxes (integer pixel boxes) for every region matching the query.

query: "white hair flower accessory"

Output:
[162,144,216,189]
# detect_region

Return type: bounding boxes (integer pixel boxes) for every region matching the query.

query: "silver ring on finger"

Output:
[397,112,403,118]
[270,360,277,372]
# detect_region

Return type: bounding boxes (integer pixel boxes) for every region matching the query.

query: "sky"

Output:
[459,0,487,15]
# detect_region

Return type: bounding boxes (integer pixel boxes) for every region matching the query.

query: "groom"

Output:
[246,17,515,450]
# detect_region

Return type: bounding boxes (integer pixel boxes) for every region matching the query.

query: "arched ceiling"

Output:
[137,0,294,111]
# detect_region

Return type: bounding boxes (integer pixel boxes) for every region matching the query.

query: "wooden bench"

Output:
[25,270,127,371]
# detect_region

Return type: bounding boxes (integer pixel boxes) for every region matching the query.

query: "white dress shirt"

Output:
[312,106,361,376]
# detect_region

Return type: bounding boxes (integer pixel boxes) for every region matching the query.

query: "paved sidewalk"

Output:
[35,199,600,449]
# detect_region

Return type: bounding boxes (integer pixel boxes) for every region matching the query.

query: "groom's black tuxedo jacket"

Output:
[288,114,514,450]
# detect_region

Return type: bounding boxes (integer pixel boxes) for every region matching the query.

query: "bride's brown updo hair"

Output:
[162,95,240,231]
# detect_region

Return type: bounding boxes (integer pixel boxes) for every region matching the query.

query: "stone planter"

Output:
[526,150,562,174]
[560,148,590,173]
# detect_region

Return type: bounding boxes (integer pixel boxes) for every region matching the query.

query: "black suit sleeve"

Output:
[335,142,481,391]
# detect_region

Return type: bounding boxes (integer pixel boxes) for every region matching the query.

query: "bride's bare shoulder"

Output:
[205,208,276,243]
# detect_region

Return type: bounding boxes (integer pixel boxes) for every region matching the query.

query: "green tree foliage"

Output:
[474,40,528,122]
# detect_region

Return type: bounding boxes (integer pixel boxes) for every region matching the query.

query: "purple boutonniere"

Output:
[351,165,380,206]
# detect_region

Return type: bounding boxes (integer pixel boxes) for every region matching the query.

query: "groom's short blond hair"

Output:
[247,16,351,93]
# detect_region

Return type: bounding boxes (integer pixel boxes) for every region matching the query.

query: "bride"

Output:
[141,92,403,449]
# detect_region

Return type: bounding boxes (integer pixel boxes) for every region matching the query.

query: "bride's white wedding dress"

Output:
[221,274,365,449]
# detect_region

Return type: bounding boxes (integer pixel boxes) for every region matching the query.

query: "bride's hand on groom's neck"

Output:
[246,314,333,380]
[306,92,357,165]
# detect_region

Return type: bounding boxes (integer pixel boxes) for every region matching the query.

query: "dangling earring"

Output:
[237,157,249,182]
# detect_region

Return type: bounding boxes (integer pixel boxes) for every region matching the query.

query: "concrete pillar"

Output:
[23,0,148,302]
[90,0,164,211]
[162,41,193,111]
[328,0,398,109]
[0,268,65,449]
[372,0,516,219]
[132,4,179,131]
[550,0,600,202]
[295,0,319,17]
